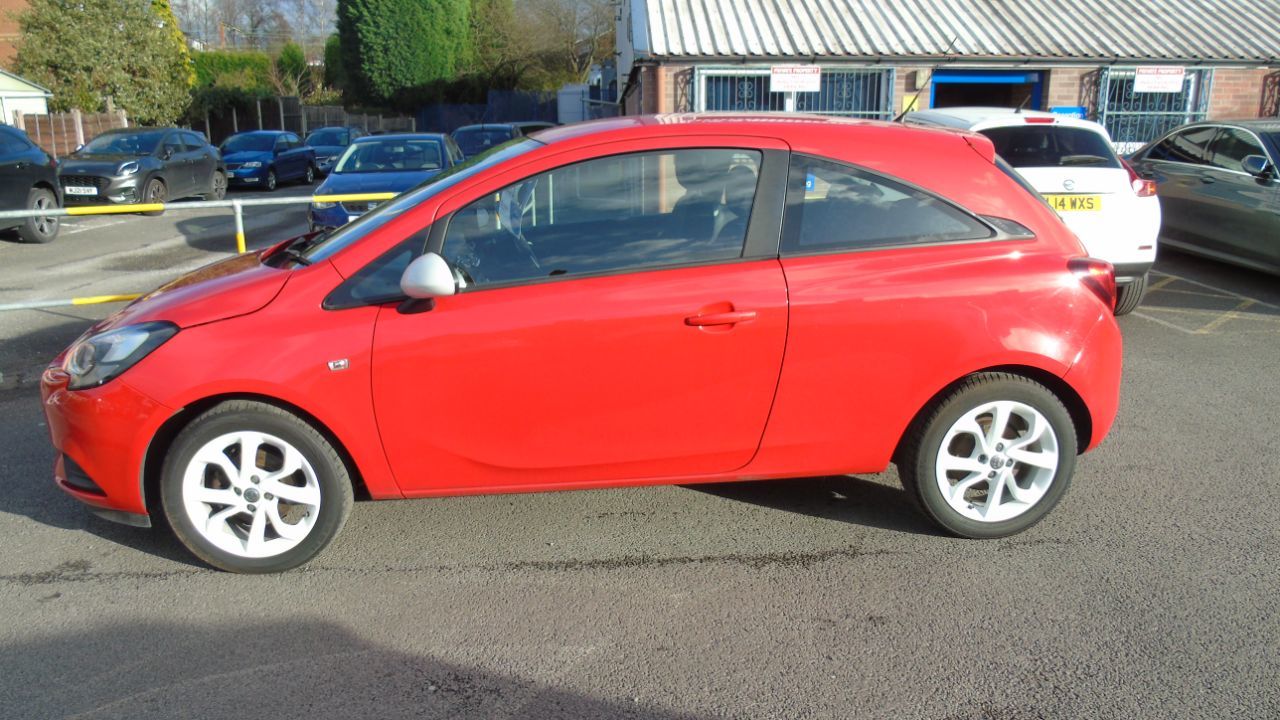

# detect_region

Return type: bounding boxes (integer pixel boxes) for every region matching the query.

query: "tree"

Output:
[322,33,346,92]
[337,0,470,103]
[469,0,518,86]
[15,0,195,125]
[269,41,309,95]
[519,0,614,85]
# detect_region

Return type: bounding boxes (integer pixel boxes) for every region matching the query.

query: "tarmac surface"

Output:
[0,204,1277,719]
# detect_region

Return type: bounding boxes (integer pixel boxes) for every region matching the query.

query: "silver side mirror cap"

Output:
[1242,154,1271,178]
[400,252,457,299]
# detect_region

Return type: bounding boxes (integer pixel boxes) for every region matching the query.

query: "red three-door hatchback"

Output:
[41,114,1123,573]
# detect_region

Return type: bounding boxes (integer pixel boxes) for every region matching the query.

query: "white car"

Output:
[903,107,1160,315]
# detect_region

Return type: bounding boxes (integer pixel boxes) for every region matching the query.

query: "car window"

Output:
[781,155,992,254]
[161,136,183,157]
[325,232,430,309]
[441,148,761,288]
[274,137,288,152]
[1207,128,1267,173]
[334,139,444,173]
[453,127,515,157]
[979,126,1120,169]
[182,132,206,151]
[307,128,349,146]
[1144,126,1217,165]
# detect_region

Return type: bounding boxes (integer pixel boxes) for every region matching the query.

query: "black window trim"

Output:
[420,146,790,296]
[778,152,1022,260]
[1142,124,1222,168]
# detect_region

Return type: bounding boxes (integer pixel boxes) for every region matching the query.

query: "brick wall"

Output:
[1207,68,1272,119]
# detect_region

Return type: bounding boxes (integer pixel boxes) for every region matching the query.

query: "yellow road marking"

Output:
[310,193,397,203]
[1195,299,1257,334]
[65,204,165,215]
[70,294,142,306]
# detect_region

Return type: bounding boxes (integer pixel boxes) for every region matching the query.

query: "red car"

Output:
[42,115,1123,573]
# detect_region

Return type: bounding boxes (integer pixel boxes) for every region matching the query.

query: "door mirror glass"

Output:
[400,252,457,298]
[1242,154,1271,178]
[160,146,175,160]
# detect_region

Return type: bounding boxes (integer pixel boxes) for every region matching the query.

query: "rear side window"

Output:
[979,126,1121,169]
[1143,126,1217,165]
[1207,128,1267,173]
[781,155,992,254]
[0,127,32,154]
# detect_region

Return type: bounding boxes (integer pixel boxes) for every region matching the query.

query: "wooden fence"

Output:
[196,98,416,145]
[15,110,129,158]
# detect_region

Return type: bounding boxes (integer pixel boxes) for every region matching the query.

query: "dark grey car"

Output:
[0,124,61,243]
[1129,120,1280,275]
[58,128,227,206]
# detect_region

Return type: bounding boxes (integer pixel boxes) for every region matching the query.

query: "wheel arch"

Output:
[893,364,1093,463]
[140,392,370,518]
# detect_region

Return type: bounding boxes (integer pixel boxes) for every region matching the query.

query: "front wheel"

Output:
[17,187,58,243]
[303,164,315,184]
[264,169,278,192]
[142,177,166,216]
[160,400,354,573]
[1114,273,1147,316]
[209,170,227,201]
[897,373,1077,538]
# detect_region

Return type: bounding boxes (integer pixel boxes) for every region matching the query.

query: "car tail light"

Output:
[1069,258,1116,311]
[1120,158,1157,197]
[1024,117,1055,124]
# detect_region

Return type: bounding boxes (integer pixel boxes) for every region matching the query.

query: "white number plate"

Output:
[65,186,97,196]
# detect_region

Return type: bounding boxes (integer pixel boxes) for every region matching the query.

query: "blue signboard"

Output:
[1050,106,1087,119]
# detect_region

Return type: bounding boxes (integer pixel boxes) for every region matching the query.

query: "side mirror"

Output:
[1242,154,1271,178]
[160,147,174,160]
[400,252,457,299]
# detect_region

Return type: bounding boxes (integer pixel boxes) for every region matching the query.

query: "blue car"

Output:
[220,130,317,191]
[308,133,463,231]
[305,126,366,176]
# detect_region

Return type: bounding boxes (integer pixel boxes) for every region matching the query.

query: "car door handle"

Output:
[1200,176,1216,184]
[684,310,756,327]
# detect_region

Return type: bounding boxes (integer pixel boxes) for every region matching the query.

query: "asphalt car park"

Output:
[0,205,1277,716]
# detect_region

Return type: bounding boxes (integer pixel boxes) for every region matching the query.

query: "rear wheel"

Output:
[142,177,166,216]
[1114,272,1147,316]
[898,373,1077,538]
[160,400,354,573]
[209,170,227,200]
[303,164,315,184]
[16,187,58,243]
[264,169,278,192]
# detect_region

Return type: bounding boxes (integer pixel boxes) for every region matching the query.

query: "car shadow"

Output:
[0,619,704,719]
[1152,248,1280,311]
[688,474,943,536]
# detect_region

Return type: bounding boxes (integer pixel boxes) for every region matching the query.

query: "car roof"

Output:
[352,133,447,143]
[454,124,518,132]
[1180,119,1280,133]
[903,106,1109,135]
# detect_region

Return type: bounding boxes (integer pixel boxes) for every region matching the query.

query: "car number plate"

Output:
[1043,194,1101,212]
[65,185,97,196]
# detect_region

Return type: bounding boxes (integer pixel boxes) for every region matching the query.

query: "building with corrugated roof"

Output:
[616,0,1280,146]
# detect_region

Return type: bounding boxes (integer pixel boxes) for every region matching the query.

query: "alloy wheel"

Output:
[180,430,322,558]
[32,194,56,237]
[933,400,1060,523]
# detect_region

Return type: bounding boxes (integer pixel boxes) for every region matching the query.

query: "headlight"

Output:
[63,321,178,390]
[241,161,263,168]
[311,201,336,210]
[118,161,139,176]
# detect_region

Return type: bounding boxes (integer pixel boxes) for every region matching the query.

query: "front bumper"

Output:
[227,165,269,185]
[60,175,145,204]
[308,203,353,232]
[42,367,172,522]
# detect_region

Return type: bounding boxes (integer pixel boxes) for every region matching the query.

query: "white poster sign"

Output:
[770,66,821,94]
[1133,67,1186,93]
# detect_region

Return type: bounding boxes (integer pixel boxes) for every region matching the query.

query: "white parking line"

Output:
[1148,271,1280,310]
[1134,271,1280,335]
[61,219,129,235]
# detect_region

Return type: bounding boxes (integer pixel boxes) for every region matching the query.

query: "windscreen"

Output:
[454,127,514,156]
[334,139,444,173]
[980,126,1121,169]
[306,128,349,146]
[80,131,166,156]
[221,134,276,153]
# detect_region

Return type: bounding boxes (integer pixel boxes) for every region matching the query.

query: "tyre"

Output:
[1113,272,1147,316]
[16,187,58,243]
[265,169,278,192]
[142,177,166,216]
[160,400,354,573]
[897,372,1077,538]
[303,164,315,184]
[209,170,227,201]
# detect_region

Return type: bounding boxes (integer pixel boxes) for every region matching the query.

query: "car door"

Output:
[158,132,191,197]
[272,135,292,178]
[183,131,216,192]
[0,128,32,210]
[1132,126,1218,247]
[1200,127,1280,267]
[369,144,789,493]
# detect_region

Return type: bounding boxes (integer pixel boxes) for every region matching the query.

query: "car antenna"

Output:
[1014,95,1031,114]
[893,36,960,122]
